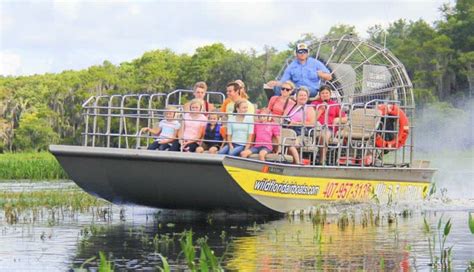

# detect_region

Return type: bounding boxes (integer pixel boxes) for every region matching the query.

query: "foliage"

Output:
[326,24,358,38]
[413,88,438,107]
[14,111,59,151]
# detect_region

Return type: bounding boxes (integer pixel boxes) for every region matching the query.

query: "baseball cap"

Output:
[296,43,309,54]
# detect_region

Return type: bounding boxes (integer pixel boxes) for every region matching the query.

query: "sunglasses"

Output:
[281,87,292,92]
[296,50,308,54]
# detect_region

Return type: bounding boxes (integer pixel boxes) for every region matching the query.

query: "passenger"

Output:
[221,81,255,114]
[218,99,254,156]
[235,79,249,100]
[311,85,347,164]
[170,99,207,152]
[196,112,224,154]
[241,108,281,161]
[184,81,215,113]
[266,42,332,97]
[267,80,296,116]
[140,106,180,151]
[220,81,255,142]
[285,87,316,164]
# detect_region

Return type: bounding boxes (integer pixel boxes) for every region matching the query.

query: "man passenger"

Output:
[184,81,215,113]
[221,81,255,114]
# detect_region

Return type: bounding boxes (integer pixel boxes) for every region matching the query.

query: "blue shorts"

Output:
[250,146,272,154]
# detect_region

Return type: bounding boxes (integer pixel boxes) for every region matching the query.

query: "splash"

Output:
[414,99,474,199]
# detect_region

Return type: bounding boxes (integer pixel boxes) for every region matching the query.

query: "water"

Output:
[1,145,473,271]
[1,190,473,271]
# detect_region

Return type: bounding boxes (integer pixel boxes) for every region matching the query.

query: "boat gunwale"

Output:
[50,144,437,173]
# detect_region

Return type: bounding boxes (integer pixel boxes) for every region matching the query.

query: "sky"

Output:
[0,0,454,77]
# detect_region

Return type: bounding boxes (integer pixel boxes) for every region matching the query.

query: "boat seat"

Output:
[339,108,381,140]
[280,128,297,146]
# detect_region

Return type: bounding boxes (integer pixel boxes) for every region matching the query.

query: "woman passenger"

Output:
[285,87,316,164]
[267,80,296,116]
[170,99,207,152]
[218,99,254,156]
[311,85,347,164]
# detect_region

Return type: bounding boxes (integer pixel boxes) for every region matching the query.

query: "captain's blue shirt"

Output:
[279,57,330,96]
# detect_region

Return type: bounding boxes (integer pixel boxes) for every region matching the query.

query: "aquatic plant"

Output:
[401,209,412,218]
[153,233,174,252]
[1,189,108,224]
[337,212,349,230]
[98,251,114,272]
[428,183,437,197]
[423,216,453,270]
[313,224,322,244]
[180,230,197,270]
[387,213,396,225]
[178,230,223,272]
[310,207,327,226]
[0,152,68,180]
[157,253,170,272]
[197,239,221,271]
[469,213,474,235]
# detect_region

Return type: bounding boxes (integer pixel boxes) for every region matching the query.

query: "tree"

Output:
[326,24,358,39]
[181,43,233,88]
[14,111,59,151]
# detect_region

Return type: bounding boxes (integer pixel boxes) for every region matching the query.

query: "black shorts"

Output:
[201,142,221,151]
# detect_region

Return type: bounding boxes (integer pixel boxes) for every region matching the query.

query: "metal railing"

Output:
[81,89,413,167]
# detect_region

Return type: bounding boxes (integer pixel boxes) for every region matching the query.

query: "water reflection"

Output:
[71,208,279,270]
[68,207,474,271]
[1,183,473,271]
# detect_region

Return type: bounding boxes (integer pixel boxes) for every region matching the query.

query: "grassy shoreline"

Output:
[0,152,68,180]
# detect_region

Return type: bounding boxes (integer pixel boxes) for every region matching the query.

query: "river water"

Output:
[1,148,473,271]
[0,182,473,271]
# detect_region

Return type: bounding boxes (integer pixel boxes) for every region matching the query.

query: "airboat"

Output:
[50,36,435,214]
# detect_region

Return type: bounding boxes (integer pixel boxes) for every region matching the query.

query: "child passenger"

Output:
[170,99,207,152]
[196,112,224,154]
[140,106,180,151]
[241,108,281,161]
[218,99,254,156]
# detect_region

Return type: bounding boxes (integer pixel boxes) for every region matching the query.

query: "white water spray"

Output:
[415,99,474,200]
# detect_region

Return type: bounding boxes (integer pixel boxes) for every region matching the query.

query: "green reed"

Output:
[469,213,474,235]
[423,216,453,270]
[174,230,223,272]
[76,251,114,272]
[0,152,68,180]
[98,251,114,272]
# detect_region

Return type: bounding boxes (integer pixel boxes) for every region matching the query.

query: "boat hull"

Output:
[50,145,435,214]
[223,158,434,213]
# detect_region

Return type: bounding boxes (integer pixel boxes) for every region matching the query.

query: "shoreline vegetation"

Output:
[0,152,68,180]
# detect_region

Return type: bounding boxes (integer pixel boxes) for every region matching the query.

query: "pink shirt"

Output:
[267,96,296,116]
[288,105,313,124]
[253,122,281,150]
[183,113,207,141]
